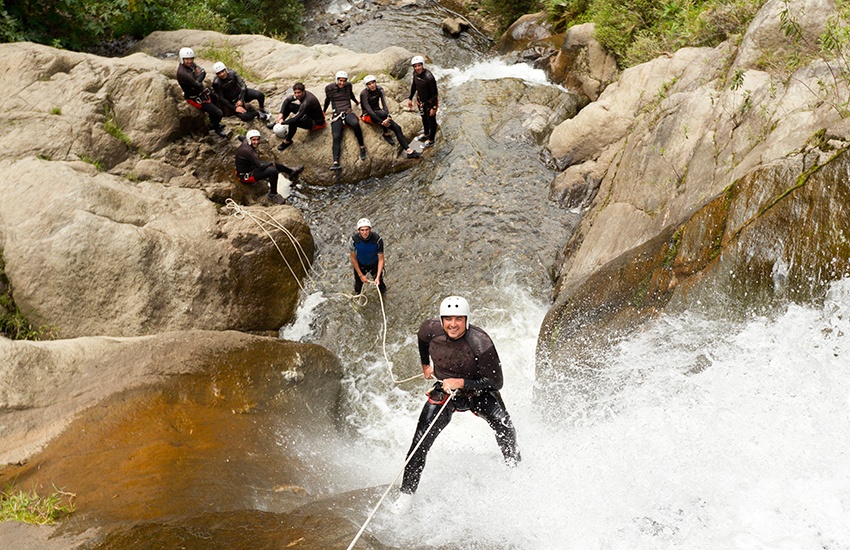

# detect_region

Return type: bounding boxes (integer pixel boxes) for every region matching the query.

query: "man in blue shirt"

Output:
[348,218,386,294]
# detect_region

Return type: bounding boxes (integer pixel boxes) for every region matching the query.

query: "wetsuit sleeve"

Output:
[463,328,503,392]
[347,235,357,254]
[214,78,237,110]
[379,89,389,112]
[323,86,332,112]
[177,65,204,96]
[409,80,416,101]
[376,235,384,254]
[349,84,358,106]
[360,89,376,118]
[417,320,438,365]
[282,98,308,124]
[195,67,206,85]
[235,72,247,102]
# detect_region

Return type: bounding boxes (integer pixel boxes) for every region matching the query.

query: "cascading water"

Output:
[277,5,850,548]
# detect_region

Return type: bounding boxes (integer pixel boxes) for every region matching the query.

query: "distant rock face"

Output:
[539,0,850,383]
[0,157,314,337]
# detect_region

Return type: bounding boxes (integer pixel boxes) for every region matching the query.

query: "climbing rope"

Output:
[224,198,316,292]
[224,199,422,385]
[346,389,455,550]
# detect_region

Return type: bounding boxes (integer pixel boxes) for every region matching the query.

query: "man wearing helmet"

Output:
[348,218,386,294]
[323,71,366,171]
[407,55,439,148]
[396,296,520,505]
[175,47,226,138]
[359,75,421,159]
[211,62,270,122]
[273,83,326,152]
[235,129,303,204]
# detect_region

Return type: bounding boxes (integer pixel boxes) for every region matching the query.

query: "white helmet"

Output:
[440,296,469,318]
[246,129,261,141]
[363,74,377,85]
[272,123,288,138]
[411,55,425,66]
[179,47,195,61]
[336,70,349,80]
[212,61,227,74]
[356,218,372,229]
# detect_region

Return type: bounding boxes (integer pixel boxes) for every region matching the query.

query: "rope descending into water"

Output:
[224,198,316,292]
[224,199,422,385]
[346,390,455,550]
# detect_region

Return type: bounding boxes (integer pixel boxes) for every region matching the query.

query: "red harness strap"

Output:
[235,170,256,184]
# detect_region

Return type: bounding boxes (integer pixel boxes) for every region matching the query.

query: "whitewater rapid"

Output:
[287,273,850,549]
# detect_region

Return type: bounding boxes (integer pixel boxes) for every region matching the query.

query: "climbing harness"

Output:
[346,389,456,550]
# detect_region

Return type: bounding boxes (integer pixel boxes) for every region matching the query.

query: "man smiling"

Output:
[393,296,521,512]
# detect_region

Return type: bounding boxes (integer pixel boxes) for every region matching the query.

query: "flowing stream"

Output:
[272,4,850,548]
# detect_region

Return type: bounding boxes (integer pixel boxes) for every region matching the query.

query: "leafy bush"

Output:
[484,0,544,31]
[549,0,765,68]
[0,0,302,51]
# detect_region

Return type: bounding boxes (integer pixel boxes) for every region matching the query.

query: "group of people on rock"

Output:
[176,46,440,203]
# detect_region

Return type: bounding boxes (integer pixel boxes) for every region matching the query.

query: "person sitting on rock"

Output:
[323,71,367,172]
[175,47,226,138]
[235,129,304,205]
[212,62,271,123]
[359,75,420,159]
[273,83,326,152]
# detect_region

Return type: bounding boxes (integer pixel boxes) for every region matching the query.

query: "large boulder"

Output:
[548,23,618,101]
[540,0,850,382]
[0,157,314,338]
[0,330,356,546]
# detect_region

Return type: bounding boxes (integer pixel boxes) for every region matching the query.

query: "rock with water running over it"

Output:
[539,0,850,392]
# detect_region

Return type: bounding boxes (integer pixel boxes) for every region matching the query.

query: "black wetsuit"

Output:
[408,68,439,142]
[359,86,410,150]
[323,81,365,163]
[234,138,297,195]
[400,319,520,494]
[280,90,326,142]
[176,62,223,131]
[212,69,265,121]
[348,231,386,294]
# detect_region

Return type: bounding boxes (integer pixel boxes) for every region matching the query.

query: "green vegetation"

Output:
[0,0,302,51]
[103,105,132,147]
[79,155,104,171]
[0,485,75,525]
[548,0,765,68]
[485,0,544,31]
[0,251,56,340]
[50,107,61,115]
[775,0,850,117]
[198,42,259,83]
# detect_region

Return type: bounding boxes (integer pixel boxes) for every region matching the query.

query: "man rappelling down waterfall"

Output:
[393,296,521,512]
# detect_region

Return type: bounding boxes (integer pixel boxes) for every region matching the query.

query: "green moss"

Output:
[50,107,61,115]
[79,155,104,171]
[103,105,132,148]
